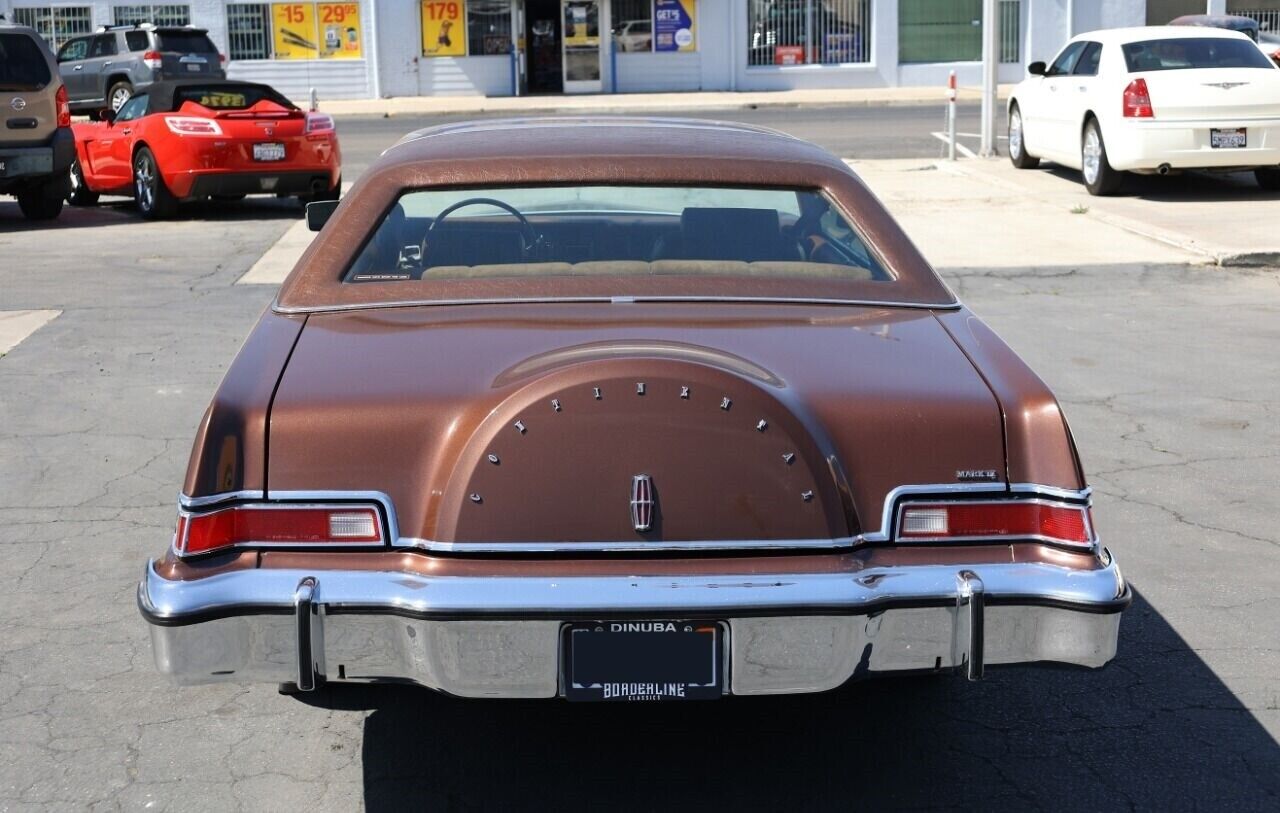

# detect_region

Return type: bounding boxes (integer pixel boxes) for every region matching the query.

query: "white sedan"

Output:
[1007,26,1280,194]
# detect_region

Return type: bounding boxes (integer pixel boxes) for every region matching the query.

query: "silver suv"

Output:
[0,23,72,220]
[56,24,224,116]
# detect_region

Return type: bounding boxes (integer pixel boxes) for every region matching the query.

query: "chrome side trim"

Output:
[176,483,1095,554]
[270,294,962,316]
[398,537,860,553]
[179,490,264,509]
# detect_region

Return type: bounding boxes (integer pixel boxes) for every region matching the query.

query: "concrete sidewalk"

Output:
[319,84,1013,117]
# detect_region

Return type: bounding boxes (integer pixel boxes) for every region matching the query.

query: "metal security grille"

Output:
[467,0,513,55]
[612,0,653,52]
[112,5,193,27]
[747,0,872,67]
[999,0,1020,63]
[12,6,94,49]
[227,3,271,60]
[1232,9,1280,36]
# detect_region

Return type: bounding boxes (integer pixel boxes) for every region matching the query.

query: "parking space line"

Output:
[930,132,977,159]
[0,310,60,357]
[237,219,316,285]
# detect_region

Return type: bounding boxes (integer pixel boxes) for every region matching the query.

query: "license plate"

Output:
[185,63,202,72]
[1211,128,1246,149]
[253,143,285,161]
[563,621,724,702]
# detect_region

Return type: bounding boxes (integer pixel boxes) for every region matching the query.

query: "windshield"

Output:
[345,185,890,284]
[1122,37,1275,71]
[0,34,52,91]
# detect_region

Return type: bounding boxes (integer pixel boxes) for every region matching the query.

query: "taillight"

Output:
[897,500,1093,547]
[176,504,384,557]
[55,84,70,128]
[219,52,227,65]
[1122,78,1153,118]
[142,50,163,70]
[305,112,335,134]
[164,116,223,135]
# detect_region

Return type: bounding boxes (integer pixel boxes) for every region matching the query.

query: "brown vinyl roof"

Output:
[276,117,956,312]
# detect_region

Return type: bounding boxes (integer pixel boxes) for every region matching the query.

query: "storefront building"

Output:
[2,1,1205,102]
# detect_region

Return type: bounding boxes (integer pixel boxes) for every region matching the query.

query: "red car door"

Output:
[96,94,147,189]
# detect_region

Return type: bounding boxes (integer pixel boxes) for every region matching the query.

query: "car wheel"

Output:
[67,157,100,206]
[1008,104,1040,169]
[108,80,133,113]
[16,176,66,220]
[133,147,178,219]
[1255,168,1280,191]
[1081,118,1123,196]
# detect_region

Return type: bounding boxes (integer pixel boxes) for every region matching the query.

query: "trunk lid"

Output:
[266,303,1007,547]
[1140,67,1280,120]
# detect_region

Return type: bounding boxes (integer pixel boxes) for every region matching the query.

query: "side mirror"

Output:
[306,199,339,232]
[99,108,116,124]
[1027,61,1047,76]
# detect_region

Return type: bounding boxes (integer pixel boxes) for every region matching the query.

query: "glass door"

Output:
[561,0,602,93]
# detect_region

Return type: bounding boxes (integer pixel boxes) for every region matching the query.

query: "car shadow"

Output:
[290,588,1279,811]
[0,196,303,230]
[1040,164,1280,202]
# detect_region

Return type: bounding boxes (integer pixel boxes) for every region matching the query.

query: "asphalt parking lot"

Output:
[1,109,1278,811]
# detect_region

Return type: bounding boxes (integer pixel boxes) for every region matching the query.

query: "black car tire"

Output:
[1081,118,1124,196]
[1255,168,1280,191]
[16,176,66,220]
[133,147,179,219]
[107,80,133,113]
[1008,103,1040,170]
[67,157,100,206]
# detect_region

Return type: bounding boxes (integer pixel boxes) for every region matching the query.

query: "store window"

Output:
[226,3,363,60]
[612,0,652,52]
[899,0,1021,64]
[467,0,512,55]
[12,6,94,50]
[112,5,192,27]
[747,0,870,66]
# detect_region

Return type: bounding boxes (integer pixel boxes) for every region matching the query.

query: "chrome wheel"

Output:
[134,154,155,212]
[1009,109,1024,159]
[69,160,83,194]
[110,85,132,111]
[1082,126,1102,186]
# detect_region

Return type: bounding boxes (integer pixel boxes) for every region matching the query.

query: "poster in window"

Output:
[317,3,362,58]
[654,0,695,52]
[273,3,320,59]
[421,0,466,57]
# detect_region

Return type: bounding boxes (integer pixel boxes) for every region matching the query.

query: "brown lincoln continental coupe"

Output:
[138,118,1129,701]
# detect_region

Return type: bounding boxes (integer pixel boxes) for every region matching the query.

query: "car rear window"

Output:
[173,84,296,110]
[344,185,891,284]
[156,31,218,54]
[0,33,52,91]
[1122,37,1275,71]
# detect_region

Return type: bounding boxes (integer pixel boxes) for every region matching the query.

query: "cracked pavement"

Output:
[2,176,1279,810]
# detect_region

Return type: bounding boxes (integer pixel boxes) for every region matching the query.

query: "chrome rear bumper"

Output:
[138,551,1129,697]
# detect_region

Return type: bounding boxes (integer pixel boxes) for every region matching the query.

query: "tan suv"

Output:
[0,23,73,220]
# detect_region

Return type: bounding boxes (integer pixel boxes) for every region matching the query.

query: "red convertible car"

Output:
[68,79,339,218]
[139,119,1128,701]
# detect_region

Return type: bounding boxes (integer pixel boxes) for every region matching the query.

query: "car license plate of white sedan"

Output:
[562,621,723,701]
[1211,128,1246,149]
[253,143,286,161]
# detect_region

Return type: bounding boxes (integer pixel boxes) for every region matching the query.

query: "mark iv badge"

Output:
[630,474,655,531]
[956,469,999,482]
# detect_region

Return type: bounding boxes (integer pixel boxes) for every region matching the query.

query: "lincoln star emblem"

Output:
[10,97,26,111]
[1202,82,1248,90]
[630,474,655,532]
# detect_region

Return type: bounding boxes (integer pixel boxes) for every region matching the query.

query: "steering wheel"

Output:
[421,197,542,269]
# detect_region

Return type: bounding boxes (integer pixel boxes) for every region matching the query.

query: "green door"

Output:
[899,0,983,64]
